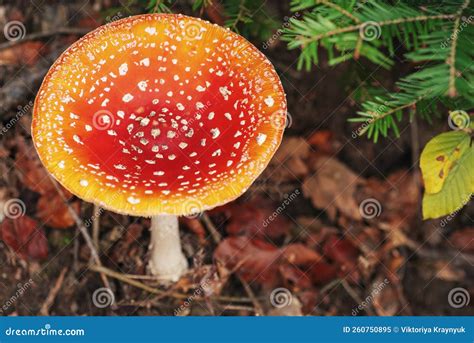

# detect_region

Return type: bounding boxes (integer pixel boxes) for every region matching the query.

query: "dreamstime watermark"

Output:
[270,110,293,130]
[359,198,382,219]
[262,189,300,228]
[5,324,85,337]
[262,12,301,50]
[3,21,26,41]
[440,16,473,49]
[448,287,470,308]
[182,21,203,41]
[174,278,211,315]
[3,198,26,219]
[270,287,293,308]
[181,198,204,219]
[105,11,124,23]
[92,287,115,308]
[359,21,381,41]
[0,279,34,314]
[1,101,33,136]
[439,194,472,228]
[352,278,389,315]
[351,101,389,138]
[92,110,115,131]
[448,110,470,131]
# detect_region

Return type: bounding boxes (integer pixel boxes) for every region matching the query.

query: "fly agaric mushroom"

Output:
[32,14,286,281]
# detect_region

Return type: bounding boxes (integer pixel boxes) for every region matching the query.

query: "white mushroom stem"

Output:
[148,214,188,282]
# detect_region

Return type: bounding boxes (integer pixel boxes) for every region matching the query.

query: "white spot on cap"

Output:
[122,94,134,102]
[264,96,275,107]
[80,179,88,187]
[138,81,148,91]
[140,58,150,67]
[73,135,83,145]
[127,196,140,205]
[210,128,220,139]
[219,86,231,100]
[145,27,157,35]
[256,133,267,145]
[119,63,128,76]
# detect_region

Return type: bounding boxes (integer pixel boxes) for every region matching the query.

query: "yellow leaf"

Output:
[420,131,470,194]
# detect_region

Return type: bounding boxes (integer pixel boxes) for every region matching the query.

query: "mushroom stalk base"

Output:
[148,215,188,282]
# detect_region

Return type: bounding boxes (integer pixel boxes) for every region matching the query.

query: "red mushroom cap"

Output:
[32,14,286,216]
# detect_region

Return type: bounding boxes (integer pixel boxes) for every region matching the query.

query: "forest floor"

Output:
[0,1,472,316]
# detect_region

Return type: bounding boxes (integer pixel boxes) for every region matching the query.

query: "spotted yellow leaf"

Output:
[420,131,470,194]
[421,131,473,219]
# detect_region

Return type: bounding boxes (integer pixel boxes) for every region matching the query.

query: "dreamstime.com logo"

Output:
[92,110,115,130]
[359,198,382,219]
[352,278,389,315]
[0,279,34,314]
[174,278,211,315]
[270,110,292,130]
[448,110,470,131]
[181,198,204,219]
[182,21,203,41]
[3,198,26,219]
[92,287,115,308]
[448,287,470,309]
[5,324,85,337]
[1,101,33,136]
[262,189,300,228]
[270,287,293,308]
[359,21,381,41]
[3,21,26,41]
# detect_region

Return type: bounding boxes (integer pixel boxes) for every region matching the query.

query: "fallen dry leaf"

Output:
[15,138,56,195]
[307,130,341,156]
[0,41,46,66]
[214,237,323,288]
[1,215,48,260]
[303,156,363,221]
[323,235,360,283]
[36,194,80,229]
[214,197,291,239]
[268,137,310,182]
[449,227,474,253]
[214,236,281,287]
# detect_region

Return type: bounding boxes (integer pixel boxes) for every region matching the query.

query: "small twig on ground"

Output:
[89,264,252,304]
[73,227,80,273]
[39,267,68,315]
[201,213,265,316]
[222,304,257,313]
[0,28,90,51]
[48,176,112,291]
[341,279,376,316]
[92,204,101,250]
[201,213,222,242]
